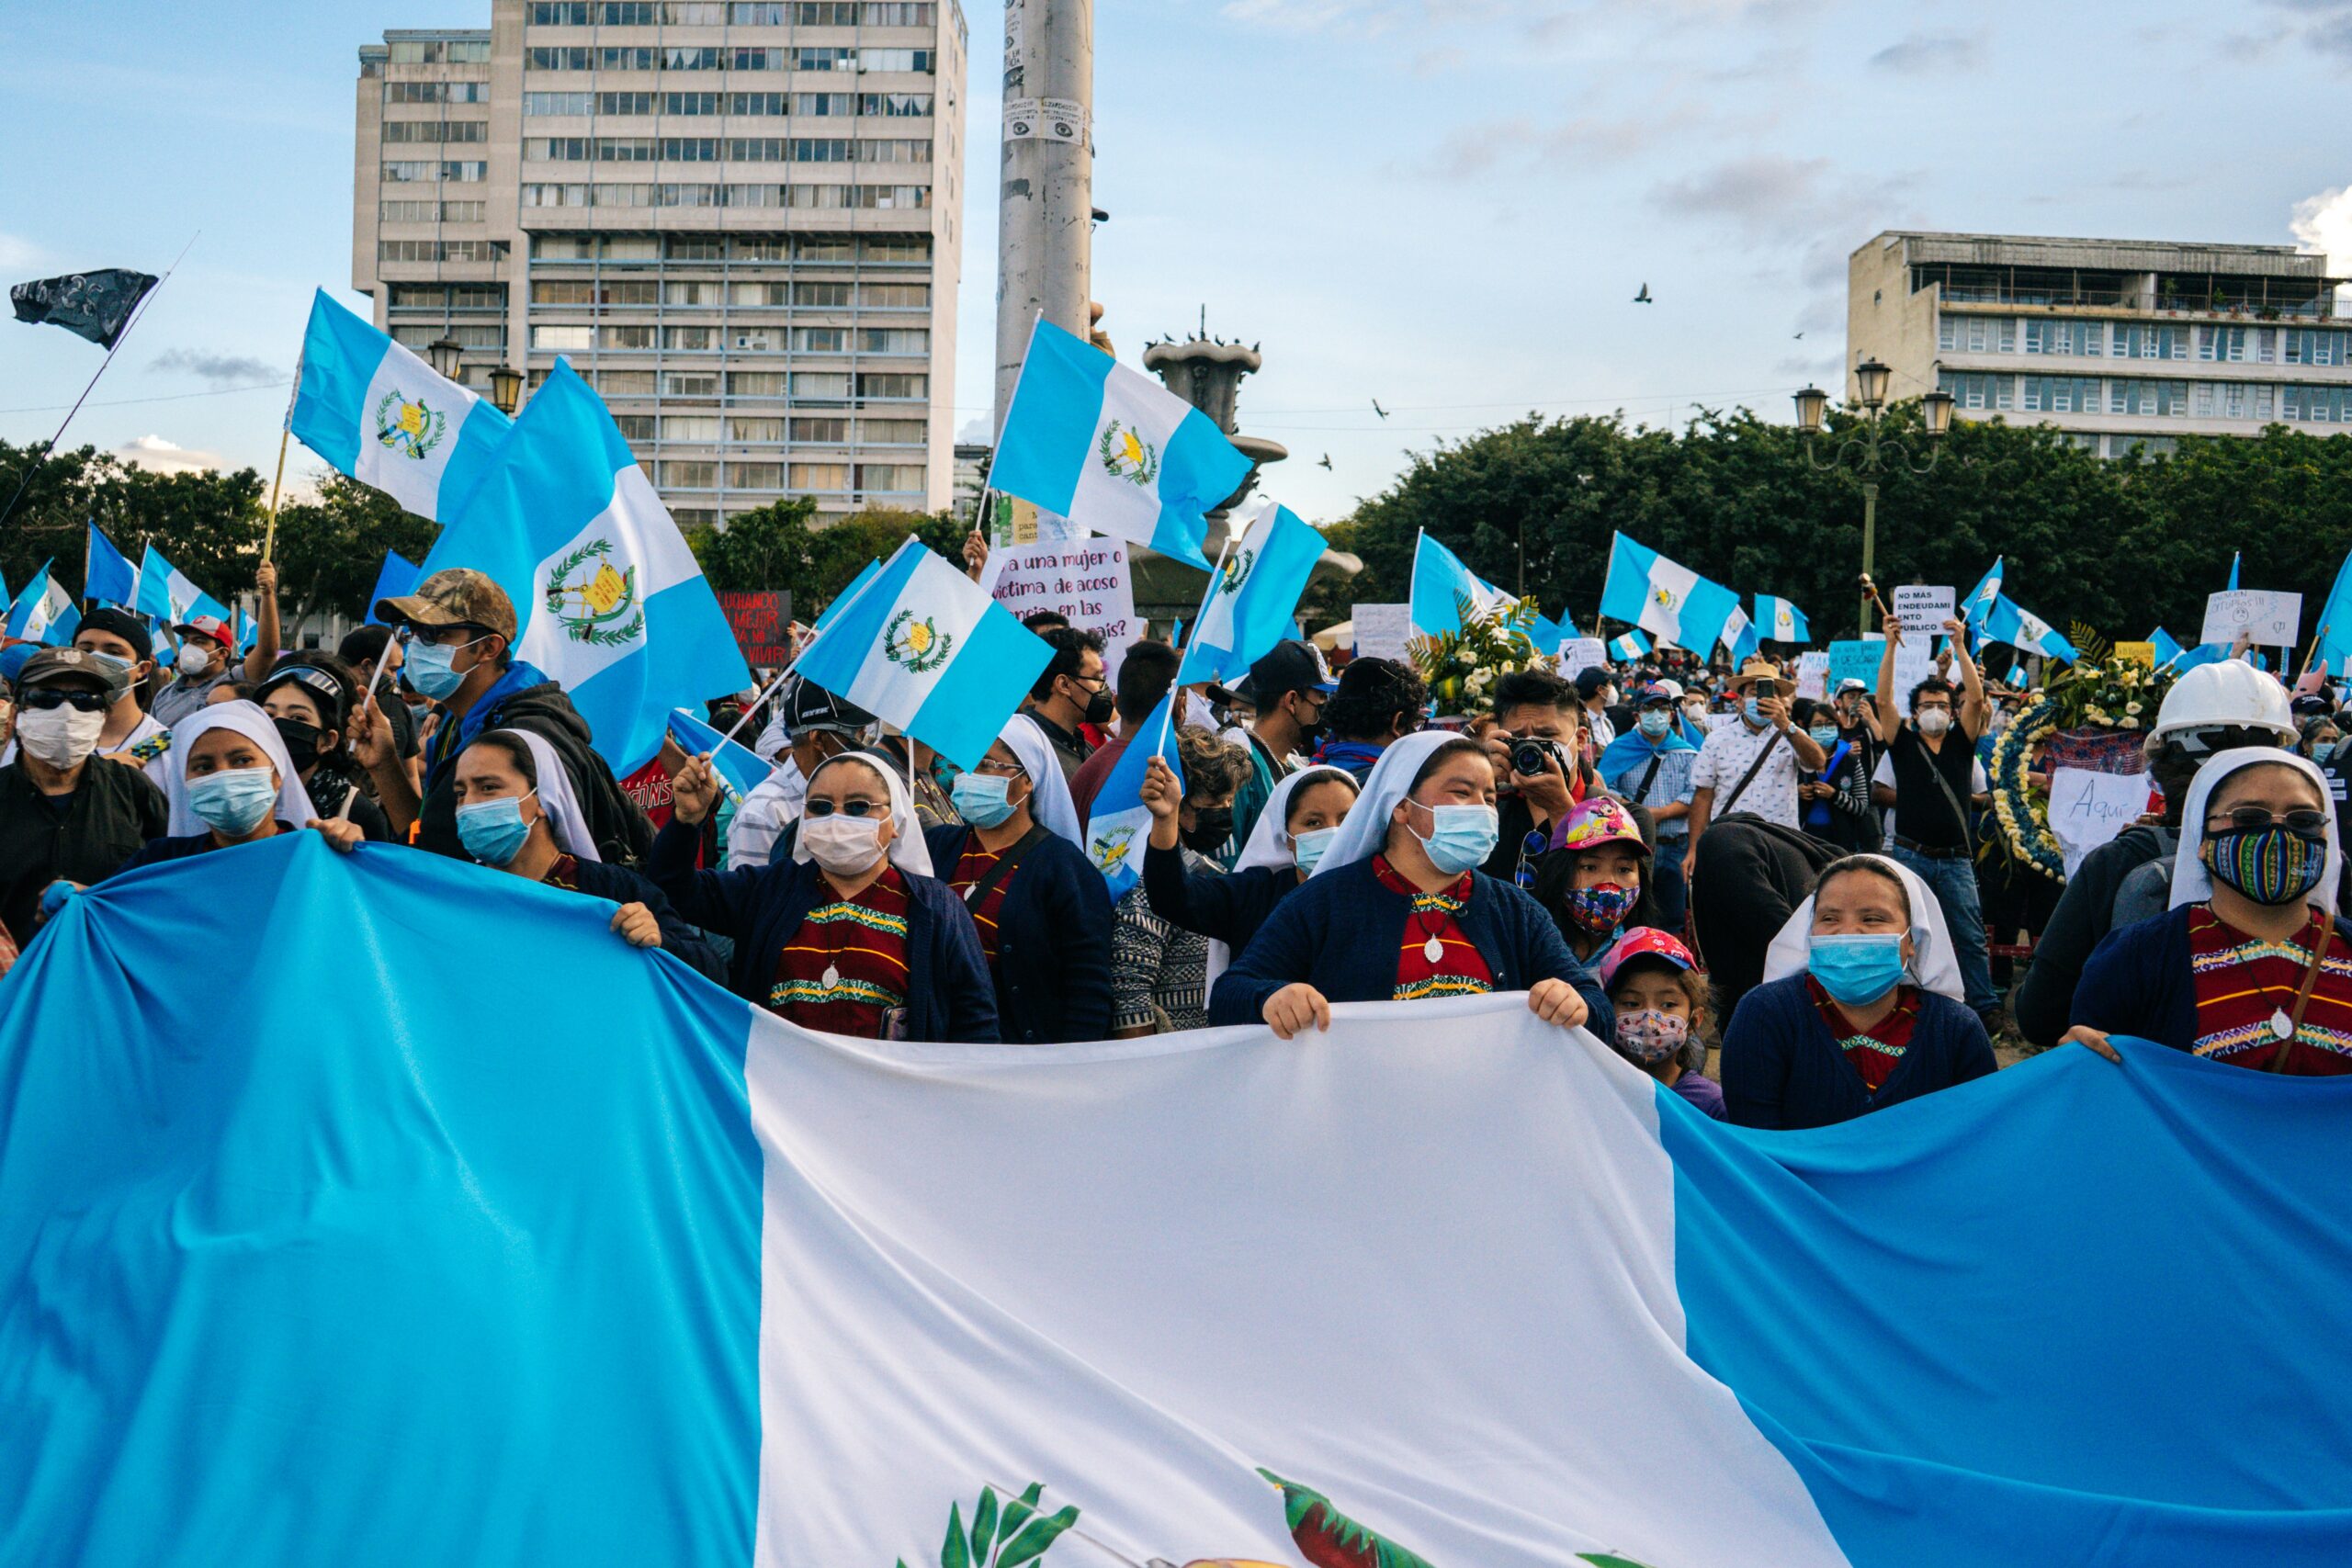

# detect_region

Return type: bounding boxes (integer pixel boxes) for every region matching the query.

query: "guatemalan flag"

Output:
[11,840,2352,1568]
[1601,531,1742,655]
[1984,592,2078,662]
[1175,498,1327,685]
[5,565,75,646]
[1080,690,1185,903]
[133,545,229,626]
[1963,558,2005,629]
[1408,529,1510,637]
[363,550,422,627]
[1758,593,1811,644]
[420,360,752,775]
[664,706,774,805]
[1609,628,1650,661]
[989,319,1249,571]
[1721,604,1759,664]
[791,536,1054,772]
[84,522,139,609]
[289,288,513,524]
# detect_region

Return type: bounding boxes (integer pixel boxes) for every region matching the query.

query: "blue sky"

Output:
[3,0,2347,523]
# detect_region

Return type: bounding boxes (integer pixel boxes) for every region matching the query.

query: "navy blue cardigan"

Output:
[922,822,1114,1044]
[2070,903,2202,1051]
[650,818,1000,1043]
[1720,974,1997,1130]
[560,854,729,988]
[1141,841,1295,953]
[1206,854,1614,1033]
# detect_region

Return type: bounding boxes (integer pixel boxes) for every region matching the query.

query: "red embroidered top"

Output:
[1374,854,1495,1002]
[767,866,911,1038]
[950,842,1016,968]
[2187,904,2352,1076]
[1805,975,1919,1092]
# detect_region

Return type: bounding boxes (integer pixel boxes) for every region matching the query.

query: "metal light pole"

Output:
[992,0,1094,434]
[1793,359,1956,637]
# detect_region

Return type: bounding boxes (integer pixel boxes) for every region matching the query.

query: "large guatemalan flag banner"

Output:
[6,838,2352,1567]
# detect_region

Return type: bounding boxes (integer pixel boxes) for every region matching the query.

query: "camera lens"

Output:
[1511,739,1549,775]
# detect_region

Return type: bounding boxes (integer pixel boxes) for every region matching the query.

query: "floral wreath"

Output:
[1985,632,2175,883]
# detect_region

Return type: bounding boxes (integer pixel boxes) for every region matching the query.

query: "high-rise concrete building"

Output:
[1849,231,2349,458]
[354,1,967,529]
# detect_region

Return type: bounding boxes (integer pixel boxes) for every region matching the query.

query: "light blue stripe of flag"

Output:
[1408,531,1508,638]
[987,320,1245,572]
[364,550,422,626]
[1963,558,2005,628]
[812,557,882,636]
[666,708,774,805]
[423,361,751,774]
[84,522,138,609]
[1757,594,1811,644]
[1600,532,1741,654]
[1982,593,2077,662]
[2312,549,2352,675]
[1081,691,1186,903]
[133,545,229,626]
[2228,551,2241,591]
[2149,627,2185,667]
[233,608,258,657]
[1176,503,1327,686]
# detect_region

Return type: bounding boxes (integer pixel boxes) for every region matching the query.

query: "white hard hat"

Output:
[2150,660,2296,750]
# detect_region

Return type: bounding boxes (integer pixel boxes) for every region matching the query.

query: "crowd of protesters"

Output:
[3,553,2346,1124]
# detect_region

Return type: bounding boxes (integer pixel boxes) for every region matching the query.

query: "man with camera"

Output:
[1480,669,1588,888]
[1680,658,1828,882]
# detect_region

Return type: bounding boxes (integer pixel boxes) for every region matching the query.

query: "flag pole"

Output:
[260,425,291,562]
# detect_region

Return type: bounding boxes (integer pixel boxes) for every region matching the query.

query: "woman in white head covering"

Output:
[1718,852,1996,1130]
[652,746,998,1042]
[910,716,1114,1043]
[447,729,727,985]
[108,701,346,877]
[1206,729,1611,1041]
[2065,747,2352,1075]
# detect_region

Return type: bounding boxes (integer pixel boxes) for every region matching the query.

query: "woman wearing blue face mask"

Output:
[1718,853,1995,1129]
[112,702,367,874]
[1208,731,1611,1041]
[454,730,724,984]
[920,715,1114,1043]
[1792,696,1879,854]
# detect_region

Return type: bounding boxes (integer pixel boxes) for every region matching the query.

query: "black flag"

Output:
[11,268,159,349]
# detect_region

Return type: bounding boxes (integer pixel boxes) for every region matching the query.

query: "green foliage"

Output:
[0,438,267,605]
[687,497,966,618]
[1319,410,2352,647]
[1412,597,1548,714]
[900,1483,1074,1568]
[268,471,440,626]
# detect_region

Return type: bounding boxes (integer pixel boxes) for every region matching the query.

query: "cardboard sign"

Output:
[1794,650,1830,700]
[1893,638,1937,702]
[2114,640,2156,668]
[2049,767,2152,876]
[716,590,794,669]
[2201,590,2301,649]
[1351,603,1412,663]
[1555,637,1610,675]
[1894,584,1955,636]
[1827,640,1881,690]
[982,539,1137,682]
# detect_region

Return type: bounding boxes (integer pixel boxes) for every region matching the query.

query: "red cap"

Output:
[177,615,233,649]
[1596,926,1697,990]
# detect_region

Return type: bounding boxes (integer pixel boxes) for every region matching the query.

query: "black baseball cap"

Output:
[783,676,875,735]
[75,605,153,664]
[1574,666,1612,700]
[1241,639,1338,702]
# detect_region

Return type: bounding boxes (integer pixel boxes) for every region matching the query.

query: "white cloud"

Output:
[114,434,225,476]
[2291,185,2352,276]
[0,231,43,271]
[956,415,992,445]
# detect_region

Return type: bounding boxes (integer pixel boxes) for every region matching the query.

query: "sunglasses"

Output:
[2205,807,2330,837]
[22,687,110,714]
[804,797,884,818]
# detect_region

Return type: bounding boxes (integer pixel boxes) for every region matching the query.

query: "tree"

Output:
[0,439,266,607]
[267,471,441,628]
[687,499,965,620]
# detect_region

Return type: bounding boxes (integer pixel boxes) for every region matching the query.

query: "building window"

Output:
[2198,325,2250,363]
[860,282,929,308]
[1936,371,2011,411]
[850,185,930,209]
[861,236,931,262]
[790,416,848,441]
[728,461,785,488]
[2019,376,2101,413]
[860,93,933,116]
[2284,329,2348,367]
[664,371,721,396]
[664,415,724,441]
[603,323,659,349]
[729,372,788,396]
[859,418,925,444]
[727,93,789,115]
[2020,319,2101,356]
[856,372,925,398]
[731,2,789,19]
[662,325,718,349]
[728,417,787,442]
[527,47,594,70]
[383,119,488,143]
[2286,385,2352,423]
[387,82,490,104]
[796,2,860,19]
[795,93,855,116]
[381,162,437,183]
[613,414,658,441]
[531,325,596,350]
[381,199,439,222]
[858,328,928,354]
[855,464,924,491]
[379,239,494,262]
[1936,315,2014,354]
[862,2,936,20]
[600,93,658,115]
[442,161,488,181]
[791,326,849,352]
[791,372,852,400]
[663,460,718,488]
[789,462,851,490]
[856,139,933,164]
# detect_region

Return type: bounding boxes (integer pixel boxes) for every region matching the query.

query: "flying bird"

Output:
[1793,331,1805,340]
[1317,453,1333,470]
[1634,283,1652,303]
[1371,400,1389,420]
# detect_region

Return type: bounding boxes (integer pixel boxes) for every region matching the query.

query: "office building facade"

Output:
[1849,231,2349,457]
[354,0,967,528]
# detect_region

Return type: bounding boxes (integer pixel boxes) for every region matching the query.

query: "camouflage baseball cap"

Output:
[374,568,518,644]
[17,647,130,701]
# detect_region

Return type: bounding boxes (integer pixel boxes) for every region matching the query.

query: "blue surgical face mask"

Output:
[1808,725,1839,748]
[404,636,481,701]
[950,770,1019,829]
[1408,800,1499,875]
[456,791,537,866]
[1744,697,1769,727]
[1290,824,1339,874]
[1807,932,1907,1006]
[1637,710,1672,739]
[187,765,277,838]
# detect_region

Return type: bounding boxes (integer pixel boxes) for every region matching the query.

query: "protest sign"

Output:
[982,491,1082,548]
[1893,584,1955,635]
[2049,767,2152,875]
[2201,590,2301,649]
[1556,637,1609,675]
[1827,640,1880,689]
[1794,650,1829,699]
[1351,603,1411,662]
[2115,640,2156,667]
[982,538,1136,681]
[715,590,793,669]
[1893,637,1937,701]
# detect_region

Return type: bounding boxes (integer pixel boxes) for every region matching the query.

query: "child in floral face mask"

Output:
[1597,927,1724,1121]
[1535,795,1651,964]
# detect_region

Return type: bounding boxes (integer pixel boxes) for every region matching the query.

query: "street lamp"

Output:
[424,337,464,382]
[1794,358,1953,636]
[489,364,524,416]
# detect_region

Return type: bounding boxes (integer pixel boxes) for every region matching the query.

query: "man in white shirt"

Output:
[1681,658,1828,878]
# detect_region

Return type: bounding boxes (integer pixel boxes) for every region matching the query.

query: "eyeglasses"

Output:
[2205,807,2330,837]
[21,687,109,714]
[1513,827,1548,889]
[972,757,1026,777]
[804,797,883,818]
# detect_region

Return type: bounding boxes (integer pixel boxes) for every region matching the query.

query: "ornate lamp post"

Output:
[1794,359,1956,636]
[424,337,465,383]
[489,365,524,417]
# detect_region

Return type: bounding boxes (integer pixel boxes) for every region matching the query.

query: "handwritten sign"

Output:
[982,539,1137,682]
[1827,640,1880,690]
[716,590,793,669]
[1555,637,1609,676]
[1351,603,1411,663]
[1893,584,1955,635]
[1794,650,1829,700]
[2049,767,2152,876]
[2201,589,2301,649]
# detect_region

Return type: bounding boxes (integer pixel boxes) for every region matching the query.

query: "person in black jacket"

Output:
[1142,761,1358,973]
[254,657,394,843]
[0,649,167,946]
[355,569,652,867]
[925,715,1114,1043]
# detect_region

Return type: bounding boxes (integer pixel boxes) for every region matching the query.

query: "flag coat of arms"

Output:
[1758,594,1811,644]
[420,360,752,774]
[791,536,1055,772]
[988,319,1250,571]
[1601,532,1742,654]
[1176,499,1328,686]
[1080,692,1185,902]
[132,545,229,627]
[290,288,513,524]
[1609,629,1650,661]
[84,523,139,609]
